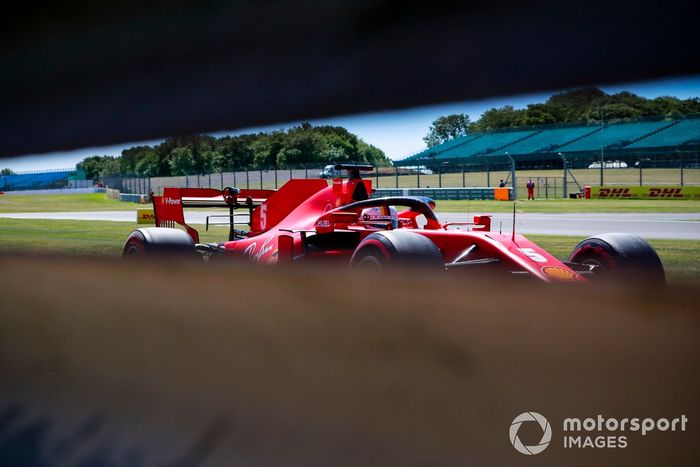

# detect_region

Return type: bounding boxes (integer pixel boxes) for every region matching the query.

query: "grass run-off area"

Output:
[2,192,700,214]
[0,218,697,284]
[0,193,136,212]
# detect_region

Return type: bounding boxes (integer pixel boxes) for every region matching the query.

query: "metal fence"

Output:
[108,154,699,200]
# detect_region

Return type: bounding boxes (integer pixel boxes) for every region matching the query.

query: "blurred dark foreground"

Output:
[0,256,697,466]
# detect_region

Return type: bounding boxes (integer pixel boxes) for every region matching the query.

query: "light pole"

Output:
[559,152,567,198]
[599,106,605,186]
[639,158,650,186]
[440,161,449,188]
[505,152,516,200]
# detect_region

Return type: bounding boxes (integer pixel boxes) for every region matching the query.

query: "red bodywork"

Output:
[150,173,587,283]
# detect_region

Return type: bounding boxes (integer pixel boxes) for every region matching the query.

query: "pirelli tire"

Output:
[122,227,197,259]
[568,233,665,285]
[349,230,444,271]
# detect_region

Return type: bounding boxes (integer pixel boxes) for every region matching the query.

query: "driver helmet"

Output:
[416,196,436,210]
[360,206,398,229]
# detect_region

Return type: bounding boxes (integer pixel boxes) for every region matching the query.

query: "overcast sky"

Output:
[3,75,700,172]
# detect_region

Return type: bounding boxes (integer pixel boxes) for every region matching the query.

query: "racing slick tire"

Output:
[122,228,196,259]
[568,233,665,285]
[349,230,444,271]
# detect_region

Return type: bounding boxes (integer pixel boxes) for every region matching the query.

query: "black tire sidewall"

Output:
[123,231,148,257]
[569,235,664,284]
[350,231,443,270]
[122,228,196,258]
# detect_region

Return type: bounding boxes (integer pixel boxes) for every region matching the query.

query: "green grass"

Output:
[0,219,223,256]
[435,198,700,213]
[0,218,697,283]
[0,193,138,212]
[527,235,700,283]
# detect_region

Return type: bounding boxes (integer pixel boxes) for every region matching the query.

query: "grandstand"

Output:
[409,129,538,162]
[489,126,598,156]
[557,120,674,152]
[0,168,86,191]
[628,118,700,149]
[397,114,700,169]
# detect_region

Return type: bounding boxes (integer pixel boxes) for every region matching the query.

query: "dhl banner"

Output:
[137,209,156,224]
[590,186,700,200]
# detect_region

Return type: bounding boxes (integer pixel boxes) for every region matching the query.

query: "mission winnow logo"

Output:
[509,412,688,455]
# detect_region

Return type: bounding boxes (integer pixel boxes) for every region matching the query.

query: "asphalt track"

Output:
[439,212,700,240]
[1,210,699,240]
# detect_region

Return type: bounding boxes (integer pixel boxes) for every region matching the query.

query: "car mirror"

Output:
[315,211,358,233]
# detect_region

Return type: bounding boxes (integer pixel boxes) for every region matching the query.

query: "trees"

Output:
[471,106,524,131]
[357,140,389,166]
[517,104,557,126]
[76,123,390,177]
[77,156,121,179]
[134,150,160,177]
[215,134,257,170]
[318,128,358,163]
[121,146,163,176]
[251,131,288,168]
[1,168,14,175]
[430,88,700,137]
[168,148,196,176]
[423,114,472,147]
[276,127,324,167]
[77,156,104,180]
[99,158,122,178]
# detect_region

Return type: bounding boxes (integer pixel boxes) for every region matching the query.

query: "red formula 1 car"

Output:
[123,165,665,284]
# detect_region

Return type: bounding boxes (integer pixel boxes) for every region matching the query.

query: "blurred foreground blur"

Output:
[0,256,698,466]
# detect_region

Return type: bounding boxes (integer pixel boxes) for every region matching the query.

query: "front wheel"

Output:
[568,233,665,285]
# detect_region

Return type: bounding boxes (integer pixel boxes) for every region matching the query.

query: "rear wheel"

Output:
[123,231,147,257]
[568,233,664,285]
[349,230,444,271]
[122,228,197,259]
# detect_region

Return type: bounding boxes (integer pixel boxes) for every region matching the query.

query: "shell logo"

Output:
[541,266,579,281]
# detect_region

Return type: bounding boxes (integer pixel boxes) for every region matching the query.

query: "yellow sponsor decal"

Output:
[137,209,156,224]
[590,186,700,199]
[541,266,579,281]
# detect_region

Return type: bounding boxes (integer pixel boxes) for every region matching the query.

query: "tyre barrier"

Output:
[119,193,151,203]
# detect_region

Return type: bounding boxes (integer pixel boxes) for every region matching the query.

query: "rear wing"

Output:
[152,187,275,243]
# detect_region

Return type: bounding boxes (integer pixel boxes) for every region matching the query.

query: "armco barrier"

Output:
[590,186,700,199]
[374,187,510,200]
[119,193,150,203]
